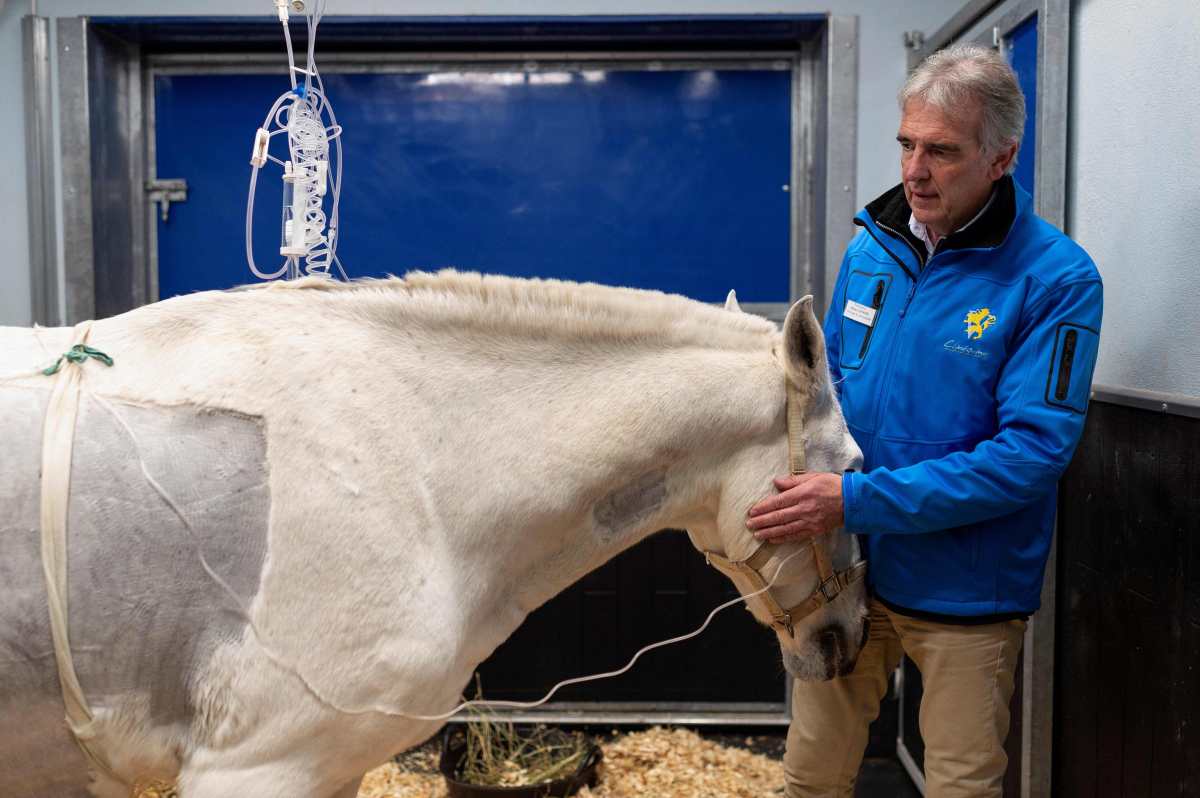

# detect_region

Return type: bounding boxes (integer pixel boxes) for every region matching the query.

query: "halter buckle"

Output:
[818,574,844,603]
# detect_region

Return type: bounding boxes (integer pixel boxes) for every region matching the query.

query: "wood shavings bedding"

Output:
[357,726,785,798]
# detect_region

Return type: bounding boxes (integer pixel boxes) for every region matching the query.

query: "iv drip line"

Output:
[246,0,348,282]
[59,380,813,722]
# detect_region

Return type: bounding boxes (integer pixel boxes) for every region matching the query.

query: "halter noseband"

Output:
[703,379,867,637]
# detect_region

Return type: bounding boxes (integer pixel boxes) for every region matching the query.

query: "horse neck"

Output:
[440,334,782,638]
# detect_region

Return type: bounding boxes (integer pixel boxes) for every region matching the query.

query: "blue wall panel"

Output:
[154,67,792,303]
[1007,15,1038,197]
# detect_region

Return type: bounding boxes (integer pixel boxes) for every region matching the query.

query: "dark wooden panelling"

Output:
[1005,653,1024,798]
[1055,401,1200,797]
[866,687,900,759]
[902,656,926,771]
[477,529,785,703]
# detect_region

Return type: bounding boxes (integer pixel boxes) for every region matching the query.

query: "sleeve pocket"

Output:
[1044,322,1099,413]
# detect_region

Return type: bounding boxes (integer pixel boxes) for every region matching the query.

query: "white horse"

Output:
[0,271,866,798]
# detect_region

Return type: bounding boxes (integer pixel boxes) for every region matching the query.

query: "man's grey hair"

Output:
[900,44,1026,173]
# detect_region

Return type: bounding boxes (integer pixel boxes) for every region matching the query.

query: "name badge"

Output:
[844,299,877,327]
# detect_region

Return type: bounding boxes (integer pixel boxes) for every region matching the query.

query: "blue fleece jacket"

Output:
[830,177,1102,617]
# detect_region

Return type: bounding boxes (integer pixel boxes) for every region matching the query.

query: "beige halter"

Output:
[703,380,867,637]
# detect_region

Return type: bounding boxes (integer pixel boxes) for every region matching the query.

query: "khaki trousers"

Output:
[784,598,1026,798]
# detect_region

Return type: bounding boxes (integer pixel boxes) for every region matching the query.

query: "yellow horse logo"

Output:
[964,308,996,340]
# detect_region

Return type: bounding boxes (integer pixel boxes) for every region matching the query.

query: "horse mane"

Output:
[248,270,779,351]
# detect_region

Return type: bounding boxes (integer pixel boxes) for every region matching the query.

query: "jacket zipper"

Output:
[854,219,918,282]
[869,268,929,437]
[854,219,924,318]
[876,220,927,270]
[1055,329,1078,400]
[858,224,938,437]
[875,221,929,318]
[857,279,886,359]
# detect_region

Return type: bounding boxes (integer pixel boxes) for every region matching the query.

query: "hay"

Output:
[131,780,178,798]
[456,722,590,787]
[357,726,785,798]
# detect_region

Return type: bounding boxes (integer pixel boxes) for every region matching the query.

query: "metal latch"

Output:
[145,178,188,223]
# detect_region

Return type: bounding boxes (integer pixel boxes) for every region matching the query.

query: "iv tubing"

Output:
[246,0,346,282]
[63,381,811,722]
[0,340,819,725]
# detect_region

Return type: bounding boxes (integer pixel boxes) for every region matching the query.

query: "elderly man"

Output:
[747,45,1102,797]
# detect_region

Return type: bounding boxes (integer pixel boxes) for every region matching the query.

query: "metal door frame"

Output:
[899,1,1069,795]
[33,14,859,726]
[22,16,57,326]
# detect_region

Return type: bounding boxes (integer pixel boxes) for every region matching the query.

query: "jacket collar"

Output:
[861,175,1020,261]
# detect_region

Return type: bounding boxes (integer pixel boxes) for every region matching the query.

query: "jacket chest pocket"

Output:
[840,270,894,370]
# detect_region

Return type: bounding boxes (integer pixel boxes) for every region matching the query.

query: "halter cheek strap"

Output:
[703,378,867,636]
[786,380,807,476]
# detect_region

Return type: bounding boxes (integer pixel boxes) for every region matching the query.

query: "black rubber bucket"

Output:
[439,727,603,798]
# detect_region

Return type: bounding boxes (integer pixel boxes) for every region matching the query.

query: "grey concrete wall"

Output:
[0,0,963,326]
[1068,0,1200,399]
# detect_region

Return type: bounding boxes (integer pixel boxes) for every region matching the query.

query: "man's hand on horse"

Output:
[746,472,844,543]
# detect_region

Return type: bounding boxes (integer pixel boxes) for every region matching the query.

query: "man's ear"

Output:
[724,289,742,313]
[782,296,827,390]
[990,141,1019,180]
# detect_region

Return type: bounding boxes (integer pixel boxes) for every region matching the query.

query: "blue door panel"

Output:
[1006,15,1038,197]
[154,68,792,303]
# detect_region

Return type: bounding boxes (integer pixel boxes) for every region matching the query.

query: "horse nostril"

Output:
[817,625,844,660]
[859,616,871,649]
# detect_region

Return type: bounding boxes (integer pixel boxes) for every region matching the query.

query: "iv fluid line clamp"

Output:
[246,0,348,282]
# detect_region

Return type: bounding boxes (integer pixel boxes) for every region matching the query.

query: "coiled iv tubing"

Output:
[246,0,347,281]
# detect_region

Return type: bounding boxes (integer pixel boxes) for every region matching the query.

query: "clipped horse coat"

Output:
[0,272,866,798]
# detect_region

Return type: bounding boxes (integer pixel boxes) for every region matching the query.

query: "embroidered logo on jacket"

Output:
[943,339,989,359]
[964,308,997,340]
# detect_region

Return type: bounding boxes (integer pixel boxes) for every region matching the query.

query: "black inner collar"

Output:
[864,175,1017,264]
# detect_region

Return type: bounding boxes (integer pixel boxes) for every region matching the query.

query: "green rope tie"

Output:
[42,344,115,376]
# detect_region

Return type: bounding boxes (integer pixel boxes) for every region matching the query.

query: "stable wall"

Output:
[1067,0,1200,400]
[0,0,963,326]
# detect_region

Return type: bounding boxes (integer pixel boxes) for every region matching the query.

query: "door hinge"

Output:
[903,30,925,51]
[145,178,188,223]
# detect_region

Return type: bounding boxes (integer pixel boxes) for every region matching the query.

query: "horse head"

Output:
[689,293,869,680]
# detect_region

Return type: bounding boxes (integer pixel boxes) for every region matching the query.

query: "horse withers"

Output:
[0,272,866,798]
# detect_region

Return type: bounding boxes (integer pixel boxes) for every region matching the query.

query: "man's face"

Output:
[897,98,1015,237]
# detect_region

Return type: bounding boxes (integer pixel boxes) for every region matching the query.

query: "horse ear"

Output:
[724,290,741,313]
[782,295,827,388]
